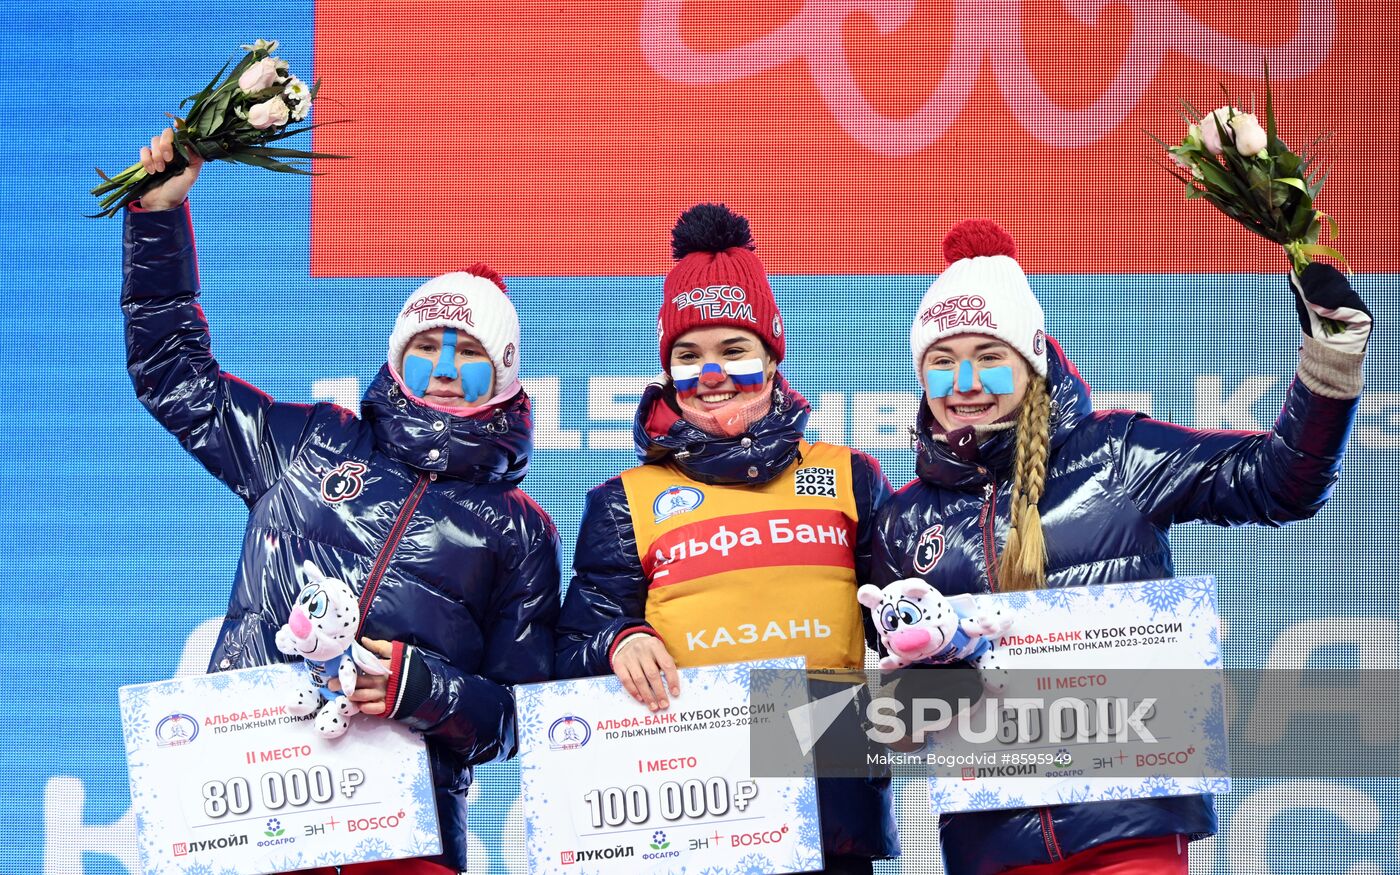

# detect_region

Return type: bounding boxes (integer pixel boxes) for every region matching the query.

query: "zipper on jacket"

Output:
[979,471,1000,592]
[1038,807,1064,861]
[356,472,431,635]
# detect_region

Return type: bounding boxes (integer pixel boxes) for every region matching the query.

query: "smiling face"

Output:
[402,326,495,409]
[921,334,1031,431]
[668,326,776,410]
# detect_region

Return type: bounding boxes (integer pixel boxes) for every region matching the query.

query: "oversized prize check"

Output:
[119,663,440,874]
[518,657,824,875]
[914,576,1230,814]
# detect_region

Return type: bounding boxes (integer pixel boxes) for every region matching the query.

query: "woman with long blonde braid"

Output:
[872,218,1370,874]
[1000,375,1052,590]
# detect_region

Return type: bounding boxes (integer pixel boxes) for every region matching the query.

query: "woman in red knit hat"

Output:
[874,218,1370,874]
[556,203,899,873]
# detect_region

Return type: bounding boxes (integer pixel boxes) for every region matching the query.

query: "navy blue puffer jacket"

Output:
[555,376,900,861]
[123,205,561,871]
[873,338,1359,875]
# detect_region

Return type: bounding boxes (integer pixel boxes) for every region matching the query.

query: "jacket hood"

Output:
[361,364,533,484]
[914,336,1093,489]
[632,372,810,486]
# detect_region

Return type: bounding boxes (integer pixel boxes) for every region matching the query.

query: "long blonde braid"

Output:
[999,376,1052,591]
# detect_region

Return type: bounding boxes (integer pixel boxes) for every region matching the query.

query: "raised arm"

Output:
[1118,264,1368,527]
[123,128,321,504]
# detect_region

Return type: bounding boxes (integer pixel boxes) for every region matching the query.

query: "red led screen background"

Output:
[311,0,1398,277]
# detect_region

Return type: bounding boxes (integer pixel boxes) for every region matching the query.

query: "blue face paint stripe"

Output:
[458,360,493,403]
[404,355,433,397]
[979,366,1016,395]
[926,369,955,398]
[404,327,495,404]
[956,359,975,393]
[926,364,1018,398]
[433,328,460,379]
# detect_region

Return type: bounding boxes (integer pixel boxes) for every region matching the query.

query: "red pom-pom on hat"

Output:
[464,261,508,293]
[942,219,1017,264]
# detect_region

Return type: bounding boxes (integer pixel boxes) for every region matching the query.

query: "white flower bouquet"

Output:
[1153,66,1347,279]
[90,39,344,217]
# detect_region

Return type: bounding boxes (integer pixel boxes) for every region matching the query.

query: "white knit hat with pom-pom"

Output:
[909,219,1046,377]
[386,262,521,395]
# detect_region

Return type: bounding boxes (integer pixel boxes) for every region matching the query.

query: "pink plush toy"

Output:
[857,578,1012,690]
[275,561,388,738]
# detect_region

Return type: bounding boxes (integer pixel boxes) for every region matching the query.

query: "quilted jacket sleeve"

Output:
[386,643,519,763]
[480,496,563,686]
[554,478,655,679]
[851,450,894,650]
[122,203,319,505]
[870,498,911,592]
[387,500,562,764]
[1117,348,1361,528]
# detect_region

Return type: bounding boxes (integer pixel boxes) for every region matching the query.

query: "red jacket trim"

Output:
[607,626,661,668]
[382,641,407,719]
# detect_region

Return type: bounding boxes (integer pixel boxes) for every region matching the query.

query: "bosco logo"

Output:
[347,811,406,832]
[549,715,592,750]
[913,525,945,574]
[920,295,996,332]
[672,285,755,323]
[321,461,367,503]
[404,292,473,326]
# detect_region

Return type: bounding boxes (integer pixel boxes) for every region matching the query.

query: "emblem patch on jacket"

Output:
[794,466,838,498]
[653,486,704,523]
[913,524,946,574]
[321,461,368,503]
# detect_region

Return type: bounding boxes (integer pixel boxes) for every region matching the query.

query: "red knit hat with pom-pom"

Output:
[909,219,1046,376]
[659,203,784,366]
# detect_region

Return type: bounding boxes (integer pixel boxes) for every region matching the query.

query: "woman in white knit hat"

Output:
[122,130,560,874]
[873,219,1370,875]
[385,267,525,411]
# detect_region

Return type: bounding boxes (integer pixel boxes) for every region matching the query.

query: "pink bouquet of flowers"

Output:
[1153,66,1348,333]
[90,39,344,217]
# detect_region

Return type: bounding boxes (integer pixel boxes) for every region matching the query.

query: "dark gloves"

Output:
[1291,263,1372,355]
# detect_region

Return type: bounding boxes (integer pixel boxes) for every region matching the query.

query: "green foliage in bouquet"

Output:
[1151,64,1347,278]
[90,40,345,217]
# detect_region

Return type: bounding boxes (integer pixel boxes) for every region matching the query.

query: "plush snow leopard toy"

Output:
[275,561,388,738]
[857,577,1012,691]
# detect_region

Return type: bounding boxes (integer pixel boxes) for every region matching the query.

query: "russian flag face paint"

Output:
[725,358,767,393]
[673,359,769,400]
[671,364,703,399]
[698,363,727,388]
